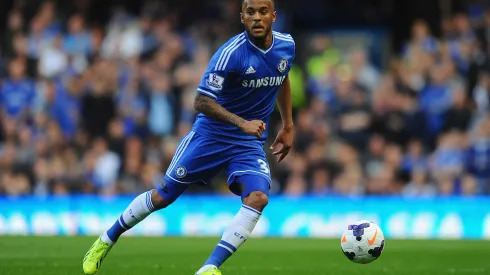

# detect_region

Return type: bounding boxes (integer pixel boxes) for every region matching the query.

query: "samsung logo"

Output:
[242,76,286,88]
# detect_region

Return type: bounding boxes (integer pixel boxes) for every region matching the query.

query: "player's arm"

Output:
[194,94,245,129]
[196,38,265,137]
[270,74,294,162]
[276,75,294,131]
[194,94,265,137]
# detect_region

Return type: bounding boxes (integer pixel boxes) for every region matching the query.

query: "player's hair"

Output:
[241,0,275,10]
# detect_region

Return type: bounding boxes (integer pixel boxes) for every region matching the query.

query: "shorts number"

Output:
[257,159,270,174]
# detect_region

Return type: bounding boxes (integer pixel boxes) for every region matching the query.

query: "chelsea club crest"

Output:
[278,58,288,73]
[175,165,187,178]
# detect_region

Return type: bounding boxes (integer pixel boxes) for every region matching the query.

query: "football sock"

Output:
[101,190,156,245]
[198,204,261,272]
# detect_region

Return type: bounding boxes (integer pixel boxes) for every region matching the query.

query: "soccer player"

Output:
[82,0,295,274]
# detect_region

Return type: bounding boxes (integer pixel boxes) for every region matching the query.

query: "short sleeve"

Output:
[197,36,245,99]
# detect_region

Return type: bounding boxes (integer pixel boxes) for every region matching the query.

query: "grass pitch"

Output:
[0,236,488,275]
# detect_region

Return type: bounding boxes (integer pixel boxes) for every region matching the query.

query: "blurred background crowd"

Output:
[0,0,489,197]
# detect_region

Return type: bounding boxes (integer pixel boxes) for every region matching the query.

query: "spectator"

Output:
[2,10,25,58]
[101,11,143,59]
[337,88,371,150]
[38,35,67,78]
[473,70,490,117]
[443,86,472,132]
[419,65,453,141]
[147,73,174,137]
[26,16,56,59]
[1,170,30,196]
[0,59,35,121]
[401,139,427,173]
[63,14,92,56]
[91,138,121,194]
[309,167,331,196]
[465,116,490,194]
[81,77,115,139]
[349,47,381,92]
[364,134,386,177]
[403,19,438,57]
[284,174,307,197]
[402,169,437,197]
[0,1,489,197]
[460,174,478,196]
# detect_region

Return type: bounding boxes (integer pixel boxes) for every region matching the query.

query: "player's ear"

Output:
[272,11,277,23]
[240,13,244,23]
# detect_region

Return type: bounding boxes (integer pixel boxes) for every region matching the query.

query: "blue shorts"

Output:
[158,131,271,202]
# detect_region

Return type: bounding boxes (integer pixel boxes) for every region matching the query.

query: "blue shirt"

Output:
[63,31,93,55]
[466,141,490,179]
[51,86,81,138]
[0,78,35,118]
[192,31,295,146]
[419,83,452,134]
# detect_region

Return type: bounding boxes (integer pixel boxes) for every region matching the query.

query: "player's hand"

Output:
[270,126,294,163]
[240,120,266,137]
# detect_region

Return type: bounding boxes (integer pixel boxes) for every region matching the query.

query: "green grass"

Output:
[0,236,488,275]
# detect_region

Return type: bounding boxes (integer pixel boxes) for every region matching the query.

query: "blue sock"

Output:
[204,240,237,267]
[106,215,129,242]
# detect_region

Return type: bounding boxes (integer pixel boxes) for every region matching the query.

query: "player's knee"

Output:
[150,189,172,210]
[243,191,269,212]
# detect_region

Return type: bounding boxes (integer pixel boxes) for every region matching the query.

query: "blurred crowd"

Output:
[0,0,489,197]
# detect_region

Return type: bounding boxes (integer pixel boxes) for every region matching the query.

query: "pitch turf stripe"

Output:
[197,88,218,99]
[168,131,195,173]
[242,204,262,215]
[219,240,237,252]
[168,132,193,173]
[215,34,245,70]
[220,40,246,70]
[217,244,234,254]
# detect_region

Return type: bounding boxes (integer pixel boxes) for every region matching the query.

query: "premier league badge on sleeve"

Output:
[278,58,288,73]
[206,73,225,91]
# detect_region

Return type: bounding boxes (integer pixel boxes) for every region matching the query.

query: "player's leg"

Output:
[101,183,186,245]
[83,131,215,275]
[82,181,187,275]
[196,173,270,274]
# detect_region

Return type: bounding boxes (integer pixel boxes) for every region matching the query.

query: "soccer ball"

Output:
[340,220,385,264]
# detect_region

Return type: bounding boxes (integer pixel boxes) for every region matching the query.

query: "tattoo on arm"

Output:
[194,93,246,128]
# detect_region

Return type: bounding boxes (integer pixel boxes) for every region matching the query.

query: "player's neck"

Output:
[248,33,273,51]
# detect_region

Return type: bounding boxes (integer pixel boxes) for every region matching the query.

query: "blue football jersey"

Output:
[192,31,295,146]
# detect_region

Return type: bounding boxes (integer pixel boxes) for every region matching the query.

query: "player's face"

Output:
[241,0,276,39]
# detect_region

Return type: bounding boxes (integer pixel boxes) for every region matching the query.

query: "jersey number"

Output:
[257,159,270,174]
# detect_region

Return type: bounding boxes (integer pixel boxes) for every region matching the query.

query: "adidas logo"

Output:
[245,66,256,75]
